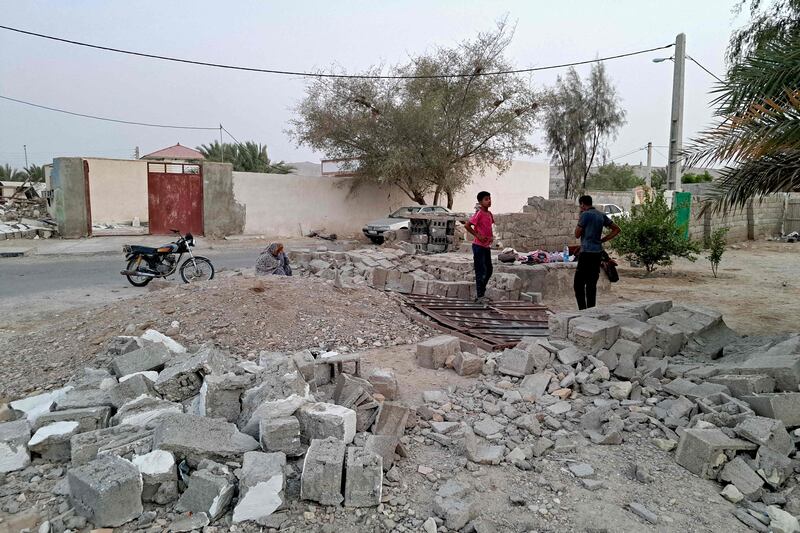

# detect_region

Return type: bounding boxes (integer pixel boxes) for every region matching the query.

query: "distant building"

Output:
[140,143,204,162]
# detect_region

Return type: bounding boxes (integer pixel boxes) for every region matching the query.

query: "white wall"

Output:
[233,160,551,238]
[85,158,149,224]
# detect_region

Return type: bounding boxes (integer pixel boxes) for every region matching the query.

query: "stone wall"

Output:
[688,195,787,243]
[495,197,580,252]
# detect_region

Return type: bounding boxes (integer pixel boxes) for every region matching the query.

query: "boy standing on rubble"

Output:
[465,191,494,303]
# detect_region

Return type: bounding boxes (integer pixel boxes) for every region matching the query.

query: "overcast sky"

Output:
[0,1,745,170]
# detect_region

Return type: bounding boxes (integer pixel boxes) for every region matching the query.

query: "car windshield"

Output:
[389,207,422,218]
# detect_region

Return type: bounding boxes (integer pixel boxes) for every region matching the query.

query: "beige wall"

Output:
[234,161,551,238]
[85,158,149,225]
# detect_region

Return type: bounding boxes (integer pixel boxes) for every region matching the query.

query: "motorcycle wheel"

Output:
[125,257,152,287]
[180,256,215,284]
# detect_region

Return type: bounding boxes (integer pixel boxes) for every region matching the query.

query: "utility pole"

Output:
[23,145,28,167]
[645,142,653,187]
[220,125,224,163]
[134,146,140,159]
[666,33,686,191]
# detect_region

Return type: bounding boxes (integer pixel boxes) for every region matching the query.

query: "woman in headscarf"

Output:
[255,243,292,276]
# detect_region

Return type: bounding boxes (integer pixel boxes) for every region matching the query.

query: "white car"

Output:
[597,203,627,220]
[363,206,451,244]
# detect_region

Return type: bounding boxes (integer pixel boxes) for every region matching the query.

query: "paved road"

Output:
[0,248,261,300]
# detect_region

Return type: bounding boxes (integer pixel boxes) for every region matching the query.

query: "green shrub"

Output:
[705,227,729,278]
[610,193,700,273]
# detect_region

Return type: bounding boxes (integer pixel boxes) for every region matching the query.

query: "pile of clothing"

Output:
[497,247,572,265]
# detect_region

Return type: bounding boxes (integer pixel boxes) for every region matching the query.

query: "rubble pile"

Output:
[0,198,56,239]
[411,300,800,531]
[0,330,414,531]
[290,247,545,302]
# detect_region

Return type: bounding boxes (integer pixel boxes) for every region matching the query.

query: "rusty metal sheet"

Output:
[402,294,551,351]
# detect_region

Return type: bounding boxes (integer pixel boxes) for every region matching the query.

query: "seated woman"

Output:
[255,243,292,276]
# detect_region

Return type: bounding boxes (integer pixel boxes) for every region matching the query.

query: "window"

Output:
[390,207,422,218]
[432,207,448,213]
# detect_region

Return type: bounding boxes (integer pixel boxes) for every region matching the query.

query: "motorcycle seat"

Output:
[126,244,177,254]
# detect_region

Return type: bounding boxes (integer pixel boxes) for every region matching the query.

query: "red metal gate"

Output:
[147,162,204,236]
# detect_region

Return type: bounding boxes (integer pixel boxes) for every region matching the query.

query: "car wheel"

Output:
[369,236,384,245]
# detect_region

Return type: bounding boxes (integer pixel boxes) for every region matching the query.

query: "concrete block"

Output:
[34,406,111,433]
[28,421,80,461]
[68,454,143,527]
[53,389,113,411]
[109,374,156,408]
[199,373,252,423]
[290,350,316,383]
[297,402,357,444]
[675,428,757,478]
[433,495,477,530]
[741,393,800,427]
[334,373,374,409]
[260,416,302,456]
[70,424,154,466]
[597,349,618,371]
[735,416,794,456]
[463,424,504,465]
[454,352,484,376]
[111,344,170,377]
[614,318,657,351]
[497,349,535,377]
[730,355,800,392]
[568,317,619,353]
[132,450,177,504]
[233,451,286,523]
[154,345,234,402]
[0,419,31,473]
[301,437,346,505]
[9,386,73,425]
[642,299,673,318]
[111,395,183,427]
[557,346,587,366]
[237,367,309,436]
[176,464,235,521]
[344,446,383,507]
[650,323,685,356]
[719,456,764,501]
[364,434,399,471]
[417,336,461,370]
[367,368,398,400]
[152,413,259,467]
[519,372,552,401]
[756,446,794,488]
[608,338,643,379]
[367,268,388,290]
[373,402,410,437]
[708,374,775,398]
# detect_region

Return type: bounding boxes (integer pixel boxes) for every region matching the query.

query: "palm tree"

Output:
[0,164,27,182]
[685,33,800,211]
[24,164,45,183]
[196,141,294,174]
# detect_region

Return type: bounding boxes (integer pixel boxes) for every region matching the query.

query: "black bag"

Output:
[600,251,620,283]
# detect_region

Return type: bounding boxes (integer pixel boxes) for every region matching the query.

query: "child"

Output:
[464,191,494,302]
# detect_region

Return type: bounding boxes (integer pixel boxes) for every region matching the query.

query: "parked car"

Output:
[597,203,627,220]
[363,205,451,244]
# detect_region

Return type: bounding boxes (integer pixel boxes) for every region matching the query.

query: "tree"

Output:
[705,227,729,278]
[685,33,800,212]
[650,168,667,190]
[0,164,27,182]
[288,18,538,208]
[542,63,626,198]
[681,170,714,184]
[585,163,644,191]
[727,0,800,67]
[24,164,45,183]
[610,193,700,273]
[196,141,293,174]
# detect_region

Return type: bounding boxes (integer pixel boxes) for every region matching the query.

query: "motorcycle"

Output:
[120,230,215,287]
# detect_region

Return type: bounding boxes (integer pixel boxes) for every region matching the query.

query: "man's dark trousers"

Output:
[472,244,493,298]
[574,251,602,310]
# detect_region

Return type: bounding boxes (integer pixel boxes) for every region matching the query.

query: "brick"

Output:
[416,336,461,370]
[675,428,757,478]
[68,455,143,527]
[300,437,346,505]
[741,393,800,427]
[344,447,383,507]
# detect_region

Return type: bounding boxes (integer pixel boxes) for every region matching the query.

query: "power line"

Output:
[0,95,219,130]
[610,147,646,161]
[653,147,669,160]
[220,125,243,146]
[0,24,674,79]
[687,55,724,83]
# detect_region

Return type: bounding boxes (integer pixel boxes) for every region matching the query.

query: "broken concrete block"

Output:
[417,336,461,370]
[198,373,252,423]
[34,406,111,433]
[497,349,536,377]
[53,389,113,411]
[111,344,170,377]
[756,445,795,488]
[609,381,633,400]
[28,421,80,462]
[675,428,757,478]
[232,451,286,523]
[0,419,31,473]
[141,329,186,354]
[719,456,764,501]
[735,416,794,456]
[463,424,504,465]
[474,418,504,437]
[373,402,409,437]
[68,454,143,527]
[367,368,398,400]
[334,373,374,409]
[614,317,657,351]
[365,434,399,471]
[344,446,383,507]
[260,416,302,456]
[608,339,643,379]
[742,393,800,427]
[519,372,552,401]
[301,437,346,505]
[721,484,744,503]
[708,374,775,398]
[152,413,259,466]
[154,345,234,402]
[454,352,484,377]
[70,424,154,466]
[109,374,156,409]
[557,346,586,366]
[548,312,580,339]
[176,463,235,521]
[730,355,800,392]
[289,350,316,383]
[132,450,177,504]
[237,367,309,436]
[434,494,477,530]
[297,402,357,444]
[568,317,619,353]
[111,395,183,427]
[650,323,685,356]
[767,506,800,533]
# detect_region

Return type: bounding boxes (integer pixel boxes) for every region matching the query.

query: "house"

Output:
[140,143,204,162]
